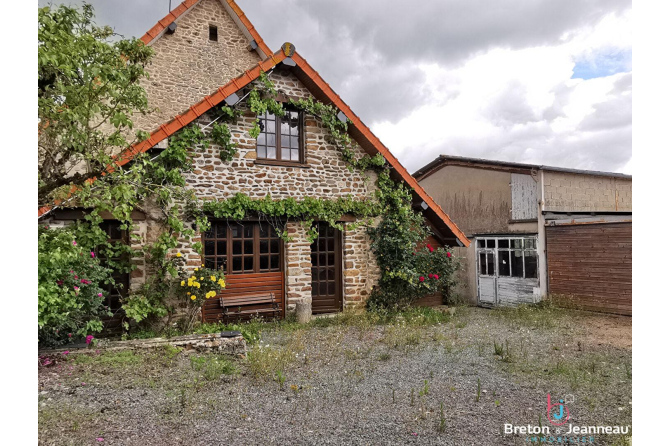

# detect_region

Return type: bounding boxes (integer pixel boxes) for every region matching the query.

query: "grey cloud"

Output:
[482,81,543,128]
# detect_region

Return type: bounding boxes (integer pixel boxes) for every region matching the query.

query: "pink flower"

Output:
[419,276,425,282]
[428,274,434,279]
[85,335,94,345]
[72,240,77,246]
[447,252,452,258]
[96,438,104,442]
[57,280,63,286]
[67,333,72,338]
[90,252,95,258]
[62,350,69,355]
[74,286,79,291]
[434,274,439,280]
[74,275,78,279]
[98,293,103,297]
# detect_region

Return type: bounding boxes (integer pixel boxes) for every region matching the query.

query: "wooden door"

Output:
[310,223,342,314]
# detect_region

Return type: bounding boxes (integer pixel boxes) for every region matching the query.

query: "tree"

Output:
[38,3,154,208]
[37,4,210,340]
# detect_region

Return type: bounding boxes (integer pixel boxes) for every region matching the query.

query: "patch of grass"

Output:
[492,300,572,329]
[73,350,143,368]
[377,352,391,361]
[189,354,237,381]
[246,332,305,380]
[438,402,446,433]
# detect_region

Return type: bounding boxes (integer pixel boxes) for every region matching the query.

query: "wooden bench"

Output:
[217,292,281,323]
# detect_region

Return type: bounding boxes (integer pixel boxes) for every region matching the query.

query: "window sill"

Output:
[254,159,310,168]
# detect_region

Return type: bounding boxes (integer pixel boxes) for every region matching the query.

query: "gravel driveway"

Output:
[38,306,632,445]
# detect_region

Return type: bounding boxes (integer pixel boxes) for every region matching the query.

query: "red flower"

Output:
[428,274,434,279]
[434,274,439,280]
[447,252,452,258]
[419,276,425,282]
[427,243,434,253]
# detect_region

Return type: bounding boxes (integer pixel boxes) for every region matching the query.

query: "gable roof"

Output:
[140,0,273,58]
[39,2,470,247]
[414,155,632,182]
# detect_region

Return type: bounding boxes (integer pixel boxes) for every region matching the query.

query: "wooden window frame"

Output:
[255,107,305,165]
[202,221,284,275]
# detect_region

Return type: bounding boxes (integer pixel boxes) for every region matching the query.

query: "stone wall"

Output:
[135,0,262,135]
[543,171,632,213]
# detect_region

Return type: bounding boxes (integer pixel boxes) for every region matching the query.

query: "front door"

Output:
[310,223,342,314]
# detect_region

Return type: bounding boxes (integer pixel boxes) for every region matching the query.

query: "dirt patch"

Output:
[579,313,632,349]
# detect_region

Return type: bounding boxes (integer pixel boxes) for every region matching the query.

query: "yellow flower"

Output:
[201,264,204,267]
[210,276,216,282]
[194,267,198,272]
[176,252,182,257]
[200,277,204,280]
[190,295,196,300]
[180,281,185,286]
[187,291,190,295]
[195,283,200,288]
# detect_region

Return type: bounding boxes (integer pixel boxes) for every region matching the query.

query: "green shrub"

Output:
[38,226,114,347]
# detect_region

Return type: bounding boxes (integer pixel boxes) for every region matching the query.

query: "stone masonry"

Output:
[135,0,262,135]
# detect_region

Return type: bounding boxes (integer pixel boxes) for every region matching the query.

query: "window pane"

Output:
[525,254,538,278]
[271,239,279,253]
[282,148,290,160]
[319,282,328,295]
[260,240,269,253]
[244,240,253,254]
[217,240,226,256]
[259,223,269,238]
[525,238,536,250]
[256,134,266,145]
[281,120,290,135]
[291,149,299,161]
[204,240,215,256]
[486,252,495,276]
[266,112,275,122]
[216,256,226,270]
[232,257,242,272]
[244,257,253,271]
[511,250,524,277]
[486,239,495,248]
[479,252,487,275]
[477,239,485,248]
[291,136,299,148]
[267,133,276,145]
[257,146,267,159]
[270,255,279,270]
[216,224,227,239]
[328,282,336,295]
[498,239,509,249]
[204,257,215,269]
[281,135,290,148]
[498,250,510,276]
[233,241,242,255]
[260,256,269,270]
[244,224,254,238]
[231,224,240,238]
[513,239,523,249]
[267,146,276,159]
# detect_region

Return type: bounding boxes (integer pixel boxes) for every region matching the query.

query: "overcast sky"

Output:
[39,0,632,174]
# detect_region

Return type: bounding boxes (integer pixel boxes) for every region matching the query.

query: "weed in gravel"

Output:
[419,380,430,397]
[246,332,305,380]
[73,350,143,368]
[378,352,391,361]
[455,320,467,329]
[437,402,447,433]
[274,370,287,390]
[392,389,396,404]
[189,354,237,381]
[410,388,415,406]
[493,341,504,356]
[492,300,571,329]
[476,378,481,402]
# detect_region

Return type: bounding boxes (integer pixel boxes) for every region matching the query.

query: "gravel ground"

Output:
[38,307,632,445]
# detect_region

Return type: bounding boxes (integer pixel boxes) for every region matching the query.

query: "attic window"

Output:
[209,25,218,41]
[256,109,303,163]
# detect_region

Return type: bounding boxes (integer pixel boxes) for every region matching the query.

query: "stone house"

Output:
[39,0,470,322]
[414,155,632,315]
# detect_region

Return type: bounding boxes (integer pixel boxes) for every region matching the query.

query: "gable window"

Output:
[209,25,218,41]
[256,109,303,163]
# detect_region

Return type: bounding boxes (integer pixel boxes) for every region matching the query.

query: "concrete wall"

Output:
[543,171,632,213]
